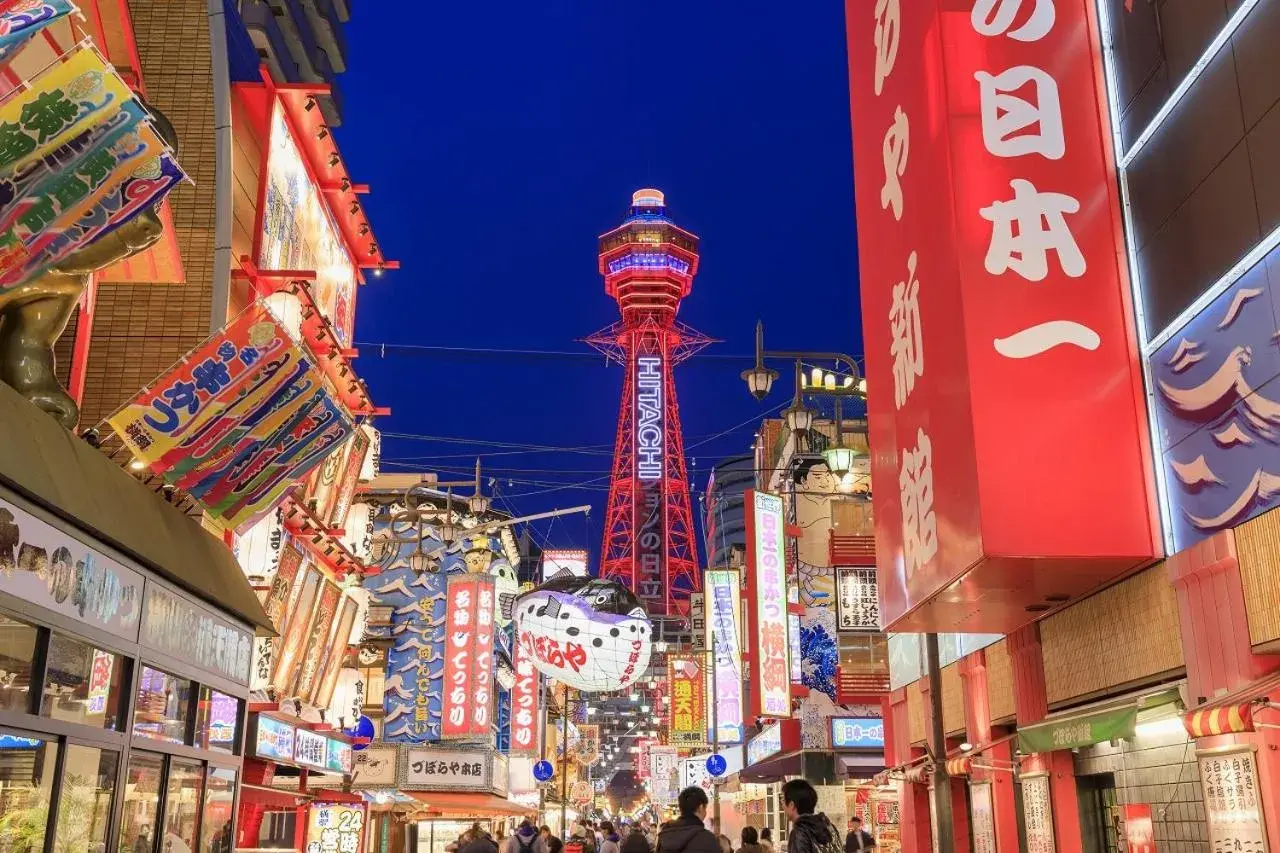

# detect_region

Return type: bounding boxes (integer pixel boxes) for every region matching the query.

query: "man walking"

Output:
[781,780,842,853]
[656,787,721,853]
[844,818,875,853]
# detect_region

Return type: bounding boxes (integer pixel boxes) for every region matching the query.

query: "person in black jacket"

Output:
[622,825,653,853]
[782,780,841,853]
[460,826,500,853]
[656,787,721,853]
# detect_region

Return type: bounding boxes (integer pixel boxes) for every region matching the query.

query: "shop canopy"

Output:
[1183,669,1280,738]
[405,792,536,818]
[1017,687,1182,754]
[0,382,272,633]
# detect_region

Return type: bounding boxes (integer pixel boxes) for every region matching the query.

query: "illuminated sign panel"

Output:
[830,717,884,749]
[747,721,782,766]
[634,350,665,606]
[542,549,589,581]
[746,491,790,718]
[254,716,295,762]
[705,570,744,744]
[305,803,365,853]
[667,654,706,747]
[847,0,1158,631]
[636,356,663,480]
[509,630,540,752]
[441,575,496,739]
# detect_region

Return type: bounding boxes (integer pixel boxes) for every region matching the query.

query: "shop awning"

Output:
[0,382,273,633]
[405,792,536,818]
[1017,687,1182,754]
[1183,669,1280,738]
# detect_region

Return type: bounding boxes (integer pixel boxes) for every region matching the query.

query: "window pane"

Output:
[117,752,163,853]
[133,667,192,745]
[0,731,58,853]
[0,615,38,713]
[52,744,118,853]
[195,688,240,754]
[200,767,237,853]
[161,760,204,853]
[42,633,128,730]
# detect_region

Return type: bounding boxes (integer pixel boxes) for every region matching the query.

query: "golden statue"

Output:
[0,104,176,429]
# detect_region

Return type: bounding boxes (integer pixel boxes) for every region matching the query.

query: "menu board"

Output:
[295,728,328,770]
[970,782,996,853]
[1022,773,1056,853]
[255,716,295,762]
[1198,748,1269,853]
[837,567,880,631]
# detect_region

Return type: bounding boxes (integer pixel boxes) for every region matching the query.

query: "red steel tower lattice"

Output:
[588,189,711,617]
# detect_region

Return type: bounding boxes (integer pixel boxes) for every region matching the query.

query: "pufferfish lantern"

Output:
[513,574,653,693]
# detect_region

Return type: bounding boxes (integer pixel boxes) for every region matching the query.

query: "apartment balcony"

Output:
[239,0,301,83]
[301,0,349,73]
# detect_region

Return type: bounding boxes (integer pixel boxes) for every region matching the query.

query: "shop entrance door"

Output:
[1077,773,1118,853]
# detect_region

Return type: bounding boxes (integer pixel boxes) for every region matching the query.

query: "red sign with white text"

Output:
[1121,804,1155,853]
[441,575,495,739]
[848,0,1158,631]
[510,638,541,752]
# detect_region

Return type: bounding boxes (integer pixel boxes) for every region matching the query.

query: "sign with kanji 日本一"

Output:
[746,491,791,718]
[848,0,1159,632]
[667,654,707,747]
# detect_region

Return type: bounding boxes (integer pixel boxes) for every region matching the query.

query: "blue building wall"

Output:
[703,454,753,568]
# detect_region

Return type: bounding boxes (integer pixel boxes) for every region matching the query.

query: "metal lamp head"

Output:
[823,446,856,479]
[408,548,434,575]
[468,493,491,516]
[741,364,778,402]
[785,402,814,434]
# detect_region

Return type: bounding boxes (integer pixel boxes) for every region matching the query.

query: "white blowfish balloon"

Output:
[513,574,653,693]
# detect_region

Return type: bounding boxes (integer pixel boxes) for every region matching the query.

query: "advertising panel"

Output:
[441,575,496,739]
[542,549,589,581]
[295,729,328,771]
[1021,773,1056,853]
[140,583,253,685]
[351,745,398,788]
[1198,747,1268,853]
[305,803,365,853]
[848,0,1158,632]
[830,718,884,750]
[1119,804,1154,853]
[401,747,500,792]
[747,721,783,766]
[510,632,541,752]
[836,567,879,632]
[314,595,359,709]
[254,716,295,762]
[273,565,323,694]
[0,494,143,641]
[705,570,744,744]
[667,654,706,747]
[293,580,341,700]
[971,783,996,853]
[259,102,358,345]
[648,746,680,805]
[746,491,790,718]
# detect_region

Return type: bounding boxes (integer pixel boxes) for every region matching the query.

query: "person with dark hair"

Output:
[541,826,564,853]
[844,818,875,853]
[758,828,775,853]
[622,823,653,853]
[601,823,621,853]
[460,824,499,853]
[781,780,841,853]
[739,827,764,853]
[505,820,548,853]
[656,787,720,853]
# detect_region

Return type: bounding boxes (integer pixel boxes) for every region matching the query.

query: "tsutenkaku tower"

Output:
[588,189,711,617]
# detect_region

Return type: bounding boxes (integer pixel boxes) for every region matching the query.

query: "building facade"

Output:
[702,453,753,570]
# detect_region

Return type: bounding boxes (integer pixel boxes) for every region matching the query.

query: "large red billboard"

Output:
[441,575,496,739]
[848,0,1159,631]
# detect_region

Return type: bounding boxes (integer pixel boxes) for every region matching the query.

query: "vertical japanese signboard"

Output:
[305,803,365,853]
[634,349,665,611]
[441,575,496,739]
[1021,773,1056,853]
[836,567,880,632]
[1120,804,1155,853]
[510,631,541,752]
[668,655,706,747]
[847,0,1158,632]
[1198,748,1268,853]
[746,491,790,718]
[970,783,996,853]
[705,570,744,743]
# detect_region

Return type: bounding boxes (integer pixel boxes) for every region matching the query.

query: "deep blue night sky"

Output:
[335,0,862,556]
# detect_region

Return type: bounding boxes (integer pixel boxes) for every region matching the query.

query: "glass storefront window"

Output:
[161,760,204,853]
[200,767,237,853]
[42,633,128,731]
[0,615,39,713]
[51,744,118,853]
[195,688,240,754]
[133,667,192,745]
[118,752,163,853]
[0,731,58,853]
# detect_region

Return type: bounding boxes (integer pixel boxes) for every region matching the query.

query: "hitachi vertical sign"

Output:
[635,352,664,606]
[847,0,1158,631]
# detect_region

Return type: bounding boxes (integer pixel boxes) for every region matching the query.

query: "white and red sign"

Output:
[848,0,1158,632]
[745,491,790,718]
[509,632,541,752]
[441,575,496,739]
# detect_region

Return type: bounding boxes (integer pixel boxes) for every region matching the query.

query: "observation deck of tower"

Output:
[587,189,711,617]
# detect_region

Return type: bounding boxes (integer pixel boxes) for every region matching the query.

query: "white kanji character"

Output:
[873,0,900,96]
[881,105,910,220]
[889,251,923,409]
[975,66,1064,160]
[979,179,1085,281]
[971,0,1055,42]
[898,427,937,577]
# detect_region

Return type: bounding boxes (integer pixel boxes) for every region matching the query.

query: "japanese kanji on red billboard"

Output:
[745,490,791,718]
[847,0,1159,632]
[667,654,707,747]
[441,575,496,739]
[510,630,541,752]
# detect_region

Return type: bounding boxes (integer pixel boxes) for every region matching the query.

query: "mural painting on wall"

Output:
[1150,259,1280,551]
[363,503,516,743]
[791,458,839,700]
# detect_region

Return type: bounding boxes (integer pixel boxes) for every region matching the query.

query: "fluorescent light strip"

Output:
[1144,221,1280,355]
[1096,0,1177,553]
[1120,0,1259,169]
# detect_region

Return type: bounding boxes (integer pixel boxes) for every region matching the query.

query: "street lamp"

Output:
[823,446,857,479]
[742,322,779,401]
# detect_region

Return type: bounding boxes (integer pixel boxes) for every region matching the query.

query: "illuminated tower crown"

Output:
[588,190,711,617]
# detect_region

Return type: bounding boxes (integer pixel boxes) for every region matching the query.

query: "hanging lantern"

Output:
[513,576,653,693]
